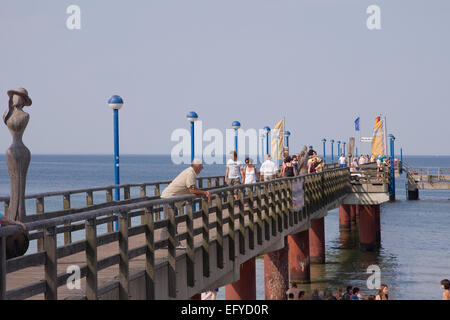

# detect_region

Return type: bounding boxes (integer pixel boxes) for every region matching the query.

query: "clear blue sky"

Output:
[1,0,449,155]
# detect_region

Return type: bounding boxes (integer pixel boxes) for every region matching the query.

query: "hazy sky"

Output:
[1,0,449,155]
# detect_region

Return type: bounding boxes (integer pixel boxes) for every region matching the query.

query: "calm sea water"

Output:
[0,155,449,300]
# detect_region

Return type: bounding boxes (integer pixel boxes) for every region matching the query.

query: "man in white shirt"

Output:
[225,151,243,185]
[339,154,347,168]
[260,154,278,181]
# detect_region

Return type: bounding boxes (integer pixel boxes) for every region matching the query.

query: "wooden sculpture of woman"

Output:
[3,88,32,222]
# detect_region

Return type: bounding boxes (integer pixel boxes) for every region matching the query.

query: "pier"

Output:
[0,163,391,300]
[404,165,450,200]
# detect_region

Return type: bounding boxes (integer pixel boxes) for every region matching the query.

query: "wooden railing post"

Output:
[106,188,114,232]
[86,191,94,206]
[0,235,6,300]
[166,205,176,298]
[63,194,72,245]
[227,193,236,261]
[140,186,147,224]
[247,187,255,250]
[36,197,45,252]
[118,210,129,300]
[215,195,224,269]
[154,185,162,220]
[238,189,245,255]
[44,226,57,300]
[124,187,131,227]
[255,186,263,245]
[186,201,195,287]
[201,198,210,278]
[85,218,98,300]
[144,206,155,300]
[269,183,277,236]
[263,184,270,241]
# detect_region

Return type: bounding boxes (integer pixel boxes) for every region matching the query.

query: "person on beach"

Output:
[441,279,450,300]
[160,159,210,248]
[367,295,376,300]
[311,288,322,300]
[281,156,297,177]
[339,154,347,168]
[287,293,295,300]
[375,284,390,300]
[202,288,219,300]
[225,151,243,199]
[242,158,259,184]
[260,154,277,181]
[286,282,300,300]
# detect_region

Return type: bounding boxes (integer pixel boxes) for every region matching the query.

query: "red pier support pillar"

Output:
[355,205,360,221]
[359,205,377,251]
[374,205,381,246]
[264,237,289,300]
[339,205,351,230]
[350,205,357,225]
[288,230,310,284]
[309,218,325,264]
[225,258,256,300]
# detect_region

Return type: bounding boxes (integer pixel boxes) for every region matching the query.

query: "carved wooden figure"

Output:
[3,88,32,221]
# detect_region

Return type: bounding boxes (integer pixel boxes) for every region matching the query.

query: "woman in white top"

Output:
[242,158,259,184]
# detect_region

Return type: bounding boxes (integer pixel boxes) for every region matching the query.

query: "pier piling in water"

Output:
[339,205,352,230]
[288,230,310,284]
[264,237,289,300]
[359,205,378,251]
[309,218,325,264]
[225,258,256,300]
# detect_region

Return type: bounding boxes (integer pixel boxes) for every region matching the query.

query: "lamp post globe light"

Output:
[187,111,198,163]
[330,139,335,163]
[388,134,396,201]
[232,121,241,154]
[322,139,326,163]
[285,131,291,148]
[108,95,124,231]
[264,126,271,155]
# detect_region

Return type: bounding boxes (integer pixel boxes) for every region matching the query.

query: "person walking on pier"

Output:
[242,158,259,184]
[339,154,347,168]
[281,156,297,177]
[225,151,243,199]
[260,154,277,181]
[441,279,450,300]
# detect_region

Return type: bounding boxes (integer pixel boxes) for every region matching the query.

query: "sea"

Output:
[0,154,449,300]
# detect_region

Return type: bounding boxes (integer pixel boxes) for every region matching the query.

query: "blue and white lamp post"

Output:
[388,134,396,201]
[285,131,291,148]
[232,121,241,153]
[108,95,124,231]
[343,141,346,157]
[187,112,198,163]
[337,140,341,158]
[264,126,271,155]
[260,133,265,163]
[322,139,326,163]
[330,139,335,163]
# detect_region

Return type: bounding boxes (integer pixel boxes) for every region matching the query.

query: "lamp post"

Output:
[330,139,335,163]
[337,140,341,158]
[187,111,198,163]
[322,139,326,163]
[260,133,265,163]
[285,131,291,148]
[275,131,279,166]
[232,121,241,153]
[343,141,346,157]
[264,126,271,155]
[388,134,396,201]
[108,95,124,231]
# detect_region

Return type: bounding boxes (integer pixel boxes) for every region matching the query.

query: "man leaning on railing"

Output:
[160,159,211,249]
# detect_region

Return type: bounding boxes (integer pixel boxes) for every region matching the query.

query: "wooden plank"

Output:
[63,194,72,245]
[140,186,147,225]
[263,185,270,241]
[145,206,155,299]
[227,193,235,261]
[85,218,98,300]
[106,188,114,233]
[215,195,224,269]
[44,226,57,300]
[202,199,210,278]
[166,205,176,298]
[238,190,245,255]
[118,211,129,300]
[36,197,44,252]
[247,187,255,250]
[185,200,195,287]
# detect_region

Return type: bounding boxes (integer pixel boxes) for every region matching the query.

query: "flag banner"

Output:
[292,178,304,213]
[371,117,386,157]
[355,117,360,131]
[271,119,284,161]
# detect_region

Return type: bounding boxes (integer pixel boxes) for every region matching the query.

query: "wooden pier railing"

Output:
[0,168,353,300]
